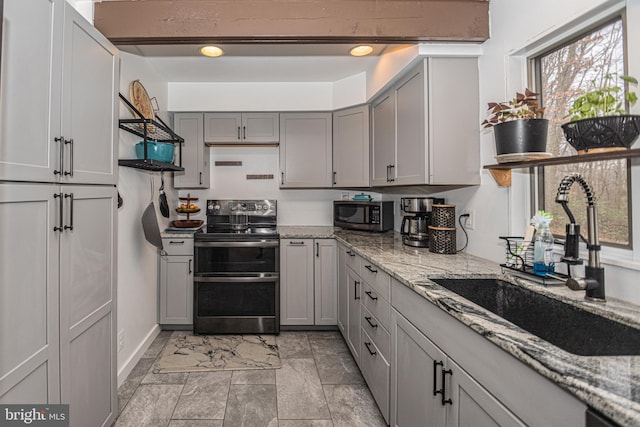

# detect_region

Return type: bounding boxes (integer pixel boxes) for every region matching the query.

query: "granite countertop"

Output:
[277,225,338,239]
[324,228,640,427]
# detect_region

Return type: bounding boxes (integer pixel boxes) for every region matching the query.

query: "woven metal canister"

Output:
[428,226,456,254]
[432,204,456,228]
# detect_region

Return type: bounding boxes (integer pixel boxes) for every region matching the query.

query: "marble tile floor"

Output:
[113,330,387,427]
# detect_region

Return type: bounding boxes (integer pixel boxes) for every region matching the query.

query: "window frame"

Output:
[528,13,633,250]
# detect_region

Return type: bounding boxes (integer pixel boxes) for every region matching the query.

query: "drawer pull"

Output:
[441,368,453,406]
[289,241,306,245]
[365,316,378,328]
[169,240,185,244]
[365,265,378,273]
[364,341,377,356]
[354,280,360,300]
[346,250,356,257]
[364,290,378,301]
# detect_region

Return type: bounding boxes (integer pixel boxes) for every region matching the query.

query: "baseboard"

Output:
[117,324,161,388]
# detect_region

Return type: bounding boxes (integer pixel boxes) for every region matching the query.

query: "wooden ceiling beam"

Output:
[94,0,489,45]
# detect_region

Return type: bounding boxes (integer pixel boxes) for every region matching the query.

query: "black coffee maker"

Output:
[400,197,444,247]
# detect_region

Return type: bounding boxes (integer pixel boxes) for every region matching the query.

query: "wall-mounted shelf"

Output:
[484,148,640,186]
[118,93,185,172]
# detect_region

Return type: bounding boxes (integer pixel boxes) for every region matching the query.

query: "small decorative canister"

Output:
[432,204,456,228]
[428,226,457,255]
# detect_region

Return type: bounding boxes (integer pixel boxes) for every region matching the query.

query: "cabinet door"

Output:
[361,329,390,423]
[204,113,242,143]
[427,57,480,185]
[0,0,63,182]
[337,244,348,336]
[314,239,337,325]
[371,92,396,186]
[0,184,60,404]
[391,310,446,427]
[60,3,119,185]
[346,267,361,364]
[395,66,426,185]
[280,239,314,325]
[279,113,332,188]
[447,359,525,427]
[159,255,194,325]
[333,105,369,187]
[174,113,210,189]
[58,185,116,427]
[242,113,279,143]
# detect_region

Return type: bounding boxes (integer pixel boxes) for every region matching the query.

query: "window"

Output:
[533,17,631,247]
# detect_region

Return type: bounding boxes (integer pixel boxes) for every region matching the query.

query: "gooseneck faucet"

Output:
[555,174,606,302]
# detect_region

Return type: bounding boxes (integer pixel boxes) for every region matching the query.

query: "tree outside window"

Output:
[536,18,631,247]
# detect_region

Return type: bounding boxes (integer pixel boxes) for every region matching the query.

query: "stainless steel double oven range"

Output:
[193,200,279,335]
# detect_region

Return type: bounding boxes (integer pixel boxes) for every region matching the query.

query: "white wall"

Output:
[469,0,640,304]
[116,52,176,385]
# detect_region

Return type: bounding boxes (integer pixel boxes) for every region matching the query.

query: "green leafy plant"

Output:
[566,73,638,121]
[482,89,545,128]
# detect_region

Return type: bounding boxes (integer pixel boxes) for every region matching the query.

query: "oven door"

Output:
[194,239,279,274]
[194,274,280,334]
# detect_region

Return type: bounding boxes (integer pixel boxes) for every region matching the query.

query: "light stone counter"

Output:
[277,225,338,239]
[331,229,640,427]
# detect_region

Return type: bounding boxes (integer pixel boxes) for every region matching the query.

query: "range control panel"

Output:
[206,200,277,217]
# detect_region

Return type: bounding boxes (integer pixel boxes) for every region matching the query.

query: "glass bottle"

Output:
[533,222,555,276]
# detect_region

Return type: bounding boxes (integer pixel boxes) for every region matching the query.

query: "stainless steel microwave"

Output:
[334,201,394,232]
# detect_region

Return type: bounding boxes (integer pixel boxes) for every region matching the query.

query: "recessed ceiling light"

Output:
[350,45,373,57]
[200,46,224,57]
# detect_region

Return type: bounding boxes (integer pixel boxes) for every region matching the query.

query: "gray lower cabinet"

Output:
[280,238,337,326]
[279,113,333,188]
[159,238,194,326]
[391,278,586,427]
[345,266,361,363]
[173,113,210,189]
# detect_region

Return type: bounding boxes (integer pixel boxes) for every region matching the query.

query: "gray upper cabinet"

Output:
[204,112,279,144]
[173,113,210,189]
[279,112,333,188]
[0,0,118,185]
[332,105,370,187]
[371,57,480,186]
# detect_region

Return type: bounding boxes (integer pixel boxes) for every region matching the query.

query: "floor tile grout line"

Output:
[309,333,336,425]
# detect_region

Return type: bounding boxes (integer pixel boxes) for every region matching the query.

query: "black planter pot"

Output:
[561,115,640,153]
[493,119,549,155]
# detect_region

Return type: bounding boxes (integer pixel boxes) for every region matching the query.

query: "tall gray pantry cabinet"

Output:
[0,1,119,426]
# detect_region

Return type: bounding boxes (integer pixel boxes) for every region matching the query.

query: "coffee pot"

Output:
[400,197,444,247]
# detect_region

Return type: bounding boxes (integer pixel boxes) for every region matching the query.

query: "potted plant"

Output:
[482,89,548,158]
[562,73,640,153]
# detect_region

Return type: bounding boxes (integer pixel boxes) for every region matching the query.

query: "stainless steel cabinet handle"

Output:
[188,259,192,274]
[364,290,378,301]
[365,265,377,273]
[64,193,74,230]
[63,138,73,176]
[53,193,64,232]
[365,316,377,328]
[354,280,360,300]
[364,341,376,355]
[54,137,64,176]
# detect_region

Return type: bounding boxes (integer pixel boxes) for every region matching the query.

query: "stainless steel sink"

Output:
[431,278,640,356]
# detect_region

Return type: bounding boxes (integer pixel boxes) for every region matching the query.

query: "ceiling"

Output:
[119,43,415,83]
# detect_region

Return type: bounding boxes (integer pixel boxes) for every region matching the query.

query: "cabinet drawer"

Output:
[162,238,194,256]
[361,305,390,360]
[361,281,390,331]
[361,329,390,423]
[361,262,390,300]
[344,248,361,275]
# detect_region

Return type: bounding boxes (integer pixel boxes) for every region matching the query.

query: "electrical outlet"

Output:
[341,191,350,200]
[118,330,125,352]
[463,209,475,230]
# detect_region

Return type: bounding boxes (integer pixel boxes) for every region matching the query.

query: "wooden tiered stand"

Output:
[172,194,204,228]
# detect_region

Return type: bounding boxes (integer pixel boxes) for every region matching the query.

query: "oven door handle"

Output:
[195,275,279,283]
[195,240,280,248]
